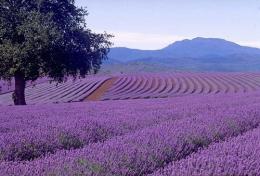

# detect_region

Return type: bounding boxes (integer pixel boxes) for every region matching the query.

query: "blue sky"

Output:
[76,0,260,49]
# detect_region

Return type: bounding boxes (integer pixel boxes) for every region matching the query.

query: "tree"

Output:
[0,0,112,105]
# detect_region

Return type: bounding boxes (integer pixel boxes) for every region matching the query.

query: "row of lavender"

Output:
[0,78,49,95]
[2,73,260,105]
[1,93,254,162]
[152,126,260,176]
[102,72,260,100]
[0,76,109,105]
[1,92,260,175]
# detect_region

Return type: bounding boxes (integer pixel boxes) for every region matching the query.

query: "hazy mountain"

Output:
[103,38,260,72]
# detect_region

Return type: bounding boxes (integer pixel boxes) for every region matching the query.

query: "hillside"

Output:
[2,72,260,105]
[104,38,260,72]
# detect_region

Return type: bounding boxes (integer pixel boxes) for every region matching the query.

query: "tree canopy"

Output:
[0,0,112,105]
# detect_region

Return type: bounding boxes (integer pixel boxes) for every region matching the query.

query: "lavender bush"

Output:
[102,73,260,100]
[0,90,260,175]
[0,76,109,105]
[1,94,260,175]
[2,73,260,105]
[152,127,260,176]
[1,93,252,162]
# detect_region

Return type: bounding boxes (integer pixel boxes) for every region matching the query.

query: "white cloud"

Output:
[94,30,260,49]
[109,31,187,50]
[236,41,260,48]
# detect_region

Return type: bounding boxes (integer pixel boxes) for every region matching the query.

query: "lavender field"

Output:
[0,81,260,175]
[2,0,260,175]
[0,76,110,105]
[2,72,260,105]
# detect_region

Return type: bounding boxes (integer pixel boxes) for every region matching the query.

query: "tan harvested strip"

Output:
[85,77,117,101]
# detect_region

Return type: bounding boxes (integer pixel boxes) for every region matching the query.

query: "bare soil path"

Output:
[85,77,117,101]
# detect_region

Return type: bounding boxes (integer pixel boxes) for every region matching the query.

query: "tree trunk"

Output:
[13,72,26,105]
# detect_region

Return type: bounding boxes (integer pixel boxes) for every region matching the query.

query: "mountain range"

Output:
[101,37,260,73]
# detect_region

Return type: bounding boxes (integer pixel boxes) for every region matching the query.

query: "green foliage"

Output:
[0,0,112,82]
[58,132,84,150]
[76,158,106,175]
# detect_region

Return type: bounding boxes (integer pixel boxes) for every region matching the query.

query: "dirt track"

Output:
[85,77,117,101]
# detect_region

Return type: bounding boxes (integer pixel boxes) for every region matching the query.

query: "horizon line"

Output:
[111,37,260,50]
